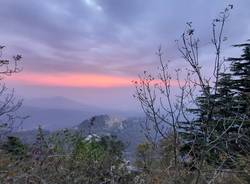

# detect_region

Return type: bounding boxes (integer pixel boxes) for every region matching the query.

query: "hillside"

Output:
[11,114,147,160]
[76,115,147,159]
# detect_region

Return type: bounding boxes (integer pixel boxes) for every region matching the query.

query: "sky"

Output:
[0,0,249,111]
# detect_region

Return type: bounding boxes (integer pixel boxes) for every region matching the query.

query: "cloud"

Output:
[7,71,135,88]
[1,1,249,109]
[7,70,184,89]
[0,0,249,79]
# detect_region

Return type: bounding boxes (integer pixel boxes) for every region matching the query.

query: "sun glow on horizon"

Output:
[7,72,135,88]
[6,72,184,89]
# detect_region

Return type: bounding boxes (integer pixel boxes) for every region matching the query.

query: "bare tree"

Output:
[0,45,24,138]
[134,5,249,184]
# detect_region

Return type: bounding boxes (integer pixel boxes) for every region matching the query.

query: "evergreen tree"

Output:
[180,40,250,167]
[34,125,48,150]
[228,40,250,117]
[32,125,48,161]
[2,136,27,158]
[227,40,250,155]
[214,74,234,117]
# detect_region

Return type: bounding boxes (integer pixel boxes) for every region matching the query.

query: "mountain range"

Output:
[18,96,142,130]
[12,114,148,160]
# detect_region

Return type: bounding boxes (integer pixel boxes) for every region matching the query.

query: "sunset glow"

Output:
[7,72,183,88]
[8,72,135,88]
[1,0,248,111]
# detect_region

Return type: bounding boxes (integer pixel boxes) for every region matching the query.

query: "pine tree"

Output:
[2,136,27,158]
[228,40,250,117]
[227,40,250,155]
[179,40,250,167]
[34,125,48,150]
[32,125,48,161]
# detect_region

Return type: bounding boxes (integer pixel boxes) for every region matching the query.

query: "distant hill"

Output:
[25,96,103,111]
[18,96,142,130]
[76,114,147,159]
[19,106,94,130]
[11,114,148,160]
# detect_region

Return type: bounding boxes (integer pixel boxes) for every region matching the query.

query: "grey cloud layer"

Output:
[0,0,249,76]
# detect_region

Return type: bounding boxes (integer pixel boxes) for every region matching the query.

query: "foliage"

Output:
[0,127,136,183]
[2,136,27,158]
[136,142,155,173]
[134,5,250,184]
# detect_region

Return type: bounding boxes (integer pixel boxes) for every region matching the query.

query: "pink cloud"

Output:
[6,71,184,89]
[7,72,135,88]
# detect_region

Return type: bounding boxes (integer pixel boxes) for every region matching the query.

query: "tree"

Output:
[34,125,48,150]
[227,40,250,155]
[228,40,250,116]
[134,5,249,183]
[2,136,27,158]
[182,40,250,169]
[0,45,23,138]
[136,142,155,174]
